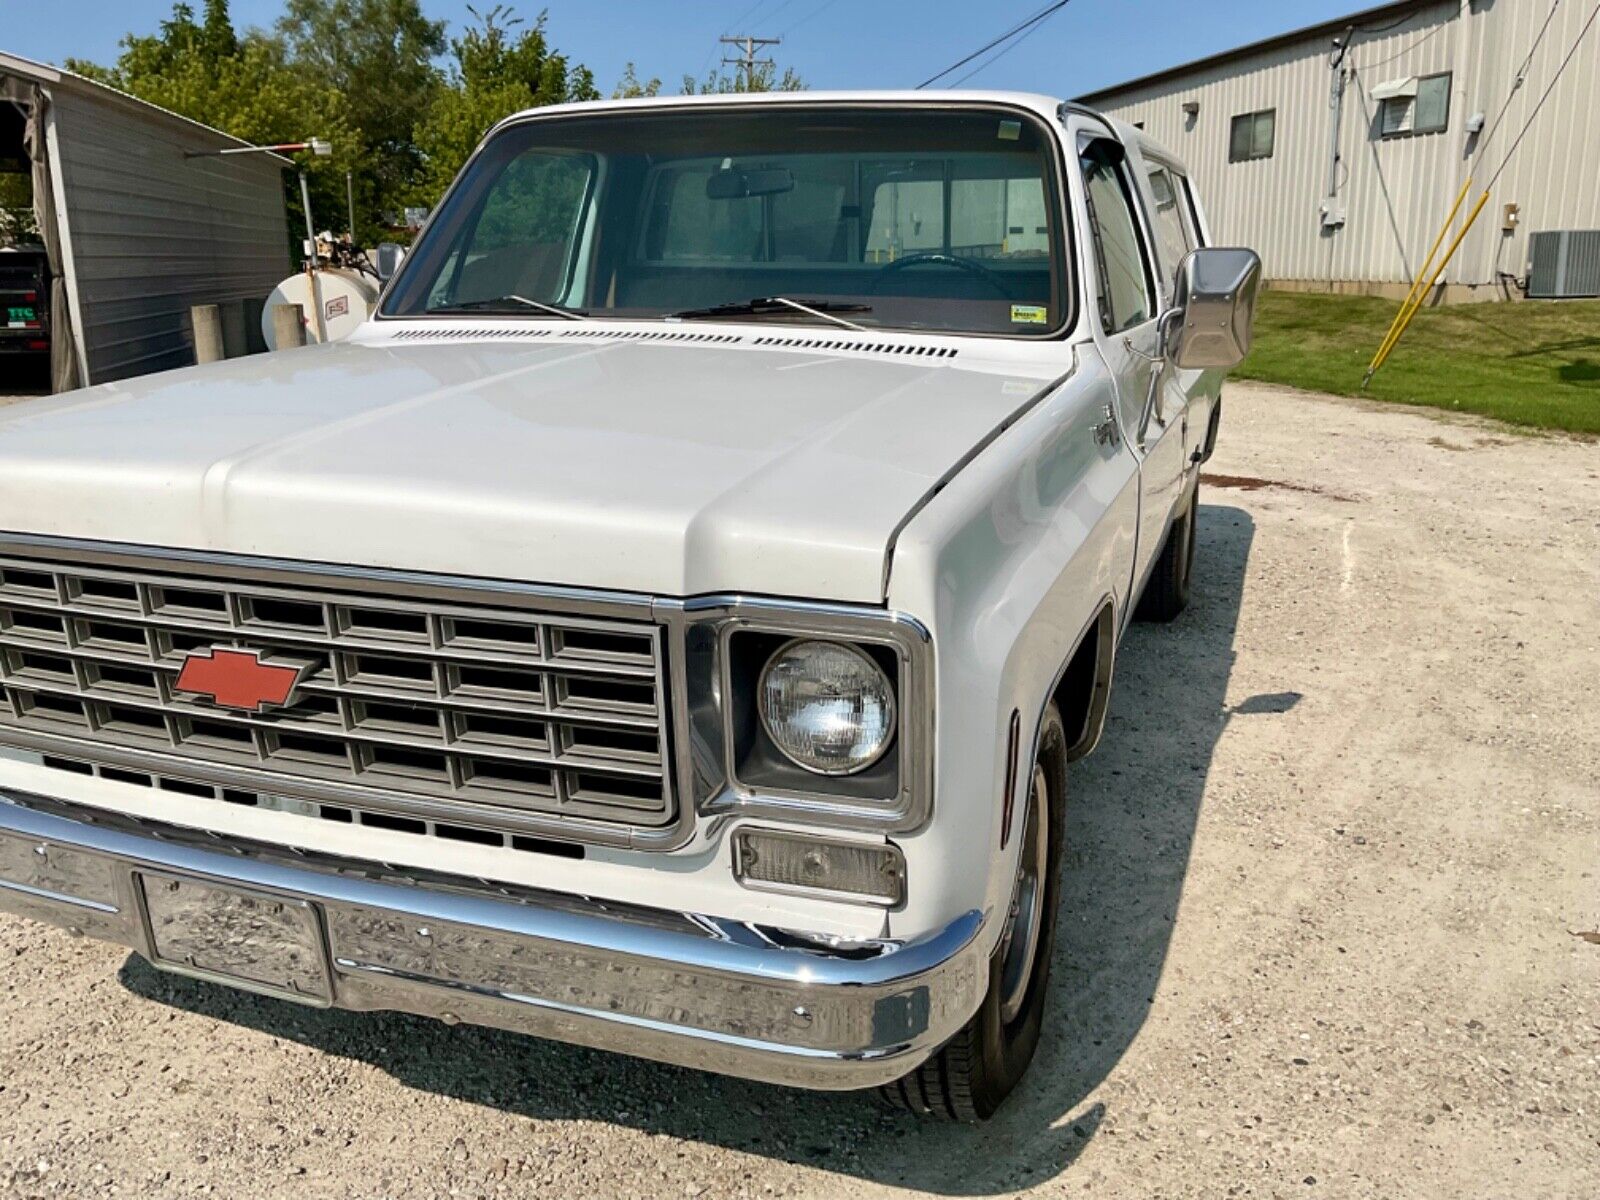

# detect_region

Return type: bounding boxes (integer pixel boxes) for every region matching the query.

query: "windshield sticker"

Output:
[1010,304,1048,325]
[998,120,1022,141]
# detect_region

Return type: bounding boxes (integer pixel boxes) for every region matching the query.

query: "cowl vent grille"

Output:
[378,325,959,358]
[751,335,958,359]
[554,328,743,344]
[388,327,555,343]
[385,327,743,346]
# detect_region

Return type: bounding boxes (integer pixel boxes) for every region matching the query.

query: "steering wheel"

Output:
[867,252,1011,296]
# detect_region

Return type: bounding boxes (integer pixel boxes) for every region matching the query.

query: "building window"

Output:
[1228,109,1275,162]
[1377,72,1451,137]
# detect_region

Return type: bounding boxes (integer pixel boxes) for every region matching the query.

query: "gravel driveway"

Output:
[2,382,1596,1199]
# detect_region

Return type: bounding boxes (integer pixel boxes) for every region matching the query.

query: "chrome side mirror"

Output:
[1161,247,1262,370]
[376,242,405,284]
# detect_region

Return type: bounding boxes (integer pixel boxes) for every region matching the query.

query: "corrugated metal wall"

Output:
[1080,0,1600,291]
[1459,0,1600,288]
[48,85,289,383]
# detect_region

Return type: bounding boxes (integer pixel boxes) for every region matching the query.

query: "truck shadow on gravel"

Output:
[118,504,1256,1196]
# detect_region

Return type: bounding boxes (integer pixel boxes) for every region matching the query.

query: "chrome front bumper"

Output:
[0,792,988,1090]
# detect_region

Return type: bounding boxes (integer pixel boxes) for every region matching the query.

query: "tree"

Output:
[0,173,36,243]
[67,2,362,249]
[411,6,598,207]
[200,0,239,60]
[612,62,661,100]
[275,0,447,210]
[681,61,806,95]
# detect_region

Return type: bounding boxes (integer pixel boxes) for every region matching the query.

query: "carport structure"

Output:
[1,52,290,392]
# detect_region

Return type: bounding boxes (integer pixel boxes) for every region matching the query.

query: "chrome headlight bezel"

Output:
[669,599,933,834]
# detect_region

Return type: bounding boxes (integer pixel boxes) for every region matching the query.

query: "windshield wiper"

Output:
[667,296,871,331]
[427,294,589,321]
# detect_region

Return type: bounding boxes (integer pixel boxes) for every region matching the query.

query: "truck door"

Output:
[1073,133,1188,613]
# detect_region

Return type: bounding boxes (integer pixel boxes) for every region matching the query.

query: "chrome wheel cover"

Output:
[998,761,1049,1026]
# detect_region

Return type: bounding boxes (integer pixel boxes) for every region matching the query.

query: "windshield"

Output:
[382,105,1068,337]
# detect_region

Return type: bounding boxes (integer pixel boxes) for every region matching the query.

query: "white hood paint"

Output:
[0,332,1065,603]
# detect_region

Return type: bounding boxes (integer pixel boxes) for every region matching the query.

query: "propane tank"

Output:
[261,231,382,349]
[261,267,378,348]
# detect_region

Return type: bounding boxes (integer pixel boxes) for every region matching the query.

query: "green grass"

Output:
[1234,291,1600,434]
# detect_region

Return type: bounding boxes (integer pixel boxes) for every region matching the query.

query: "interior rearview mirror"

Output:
[706,167,795,200]
[1161,247,1263,370]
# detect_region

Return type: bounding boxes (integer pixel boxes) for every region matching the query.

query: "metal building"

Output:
[1077,0,1600,302]
[1,52,290,391]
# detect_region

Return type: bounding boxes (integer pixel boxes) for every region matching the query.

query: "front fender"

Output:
[885,346,1138,941]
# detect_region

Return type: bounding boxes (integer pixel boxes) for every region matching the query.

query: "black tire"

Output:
[1135,480,1199,623]
[881,704,1068,1121]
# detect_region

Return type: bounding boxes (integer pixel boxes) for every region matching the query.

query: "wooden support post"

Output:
[190,304,225,364]
[271,304,307,350]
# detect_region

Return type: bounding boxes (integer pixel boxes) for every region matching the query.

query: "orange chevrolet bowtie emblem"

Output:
[173,648,317,713]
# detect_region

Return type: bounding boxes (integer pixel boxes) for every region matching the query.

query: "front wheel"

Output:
[1135,480,1199,623]
[881,704,1067,1121]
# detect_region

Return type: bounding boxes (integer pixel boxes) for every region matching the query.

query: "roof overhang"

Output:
[1075,0,1437,103]
[1370,76,1420,101]
[0,50,290,164]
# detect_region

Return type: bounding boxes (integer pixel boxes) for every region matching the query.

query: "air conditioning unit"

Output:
[1526,230,1600,298]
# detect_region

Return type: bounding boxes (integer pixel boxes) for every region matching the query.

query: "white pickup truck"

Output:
[0,91,1258,1120]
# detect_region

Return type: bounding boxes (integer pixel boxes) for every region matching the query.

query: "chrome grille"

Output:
[0,553,675,840]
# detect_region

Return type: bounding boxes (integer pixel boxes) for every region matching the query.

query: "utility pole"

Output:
[719,34,781,90]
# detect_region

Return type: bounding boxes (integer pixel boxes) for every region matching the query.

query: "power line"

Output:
[760,0,800,27]
[777,0,841,39]
[949,8,1061,87]
[1352,7,1429,36]
[916,1,1072,89]
[1484,0,1599,191]
[702,0,782,80]
[726,0,781,32]
[1353,19,1447,69]
[1474,0,1562,165]
[720,34,783,89]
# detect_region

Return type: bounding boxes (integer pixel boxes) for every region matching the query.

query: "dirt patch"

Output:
[1201,471,1358,502]
[1427,434,1515,452]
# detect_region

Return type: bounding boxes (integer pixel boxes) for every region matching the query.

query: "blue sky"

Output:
[11,1,1364,96]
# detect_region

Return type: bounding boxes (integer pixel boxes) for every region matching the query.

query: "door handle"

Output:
[1093,404,1121,448]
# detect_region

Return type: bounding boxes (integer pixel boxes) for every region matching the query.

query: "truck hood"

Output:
[0,332,1062,603]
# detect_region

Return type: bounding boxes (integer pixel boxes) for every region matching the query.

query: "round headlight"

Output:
[757,640,896,776]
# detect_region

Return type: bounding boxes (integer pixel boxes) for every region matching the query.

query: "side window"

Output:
[444,150,594,305]
[1228,109,1275,162]
[1078,141,1155,334]
[1145,166,1196,282]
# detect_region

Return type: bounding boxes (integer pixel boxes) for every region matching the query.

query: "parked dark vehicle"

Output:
[0,246,49,362]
